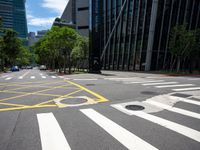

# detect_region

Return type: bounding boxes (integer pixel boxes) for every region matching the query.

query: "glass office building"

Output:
[0,0,28,38]
[89,0,200,71]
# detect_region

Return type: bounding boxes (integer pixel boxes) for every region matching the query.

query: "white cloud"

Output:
[41,0,69,15]
[27,14,55,27]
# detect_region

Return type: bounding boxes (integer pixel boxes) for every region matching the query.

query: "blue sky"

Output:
[26,0,69,33]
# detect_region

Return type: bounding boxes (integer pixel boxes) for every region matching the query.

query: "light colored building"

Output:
[61,0,89,37]
[28,30,48,46]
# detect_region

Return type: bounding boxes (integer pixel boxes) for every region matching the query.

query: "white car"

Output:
[39,65,47,70]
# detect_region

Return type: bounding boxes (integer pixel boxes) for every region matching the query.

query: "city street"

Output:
[0,69,200,150]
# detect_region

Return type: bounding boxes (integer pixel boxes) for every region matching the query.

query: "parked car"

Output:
[39,65,47,70]
[27,66,33,69]
[21,66,26,69]
[11,66,19,72]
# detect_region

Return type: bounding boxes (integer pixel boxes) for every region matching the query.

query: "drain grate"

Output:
[125,105,145,111]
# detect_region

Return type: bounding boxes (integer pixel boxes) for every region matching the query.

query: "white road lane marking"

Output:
[41,76,46,79]
[129,80,165,84]
[30,76,35,79]
[155,84,194,88]
[37,113,71,150]
[73,79,98,81]
[51,76,57,79]
[169,96,200,106]
[80,109,158,150]
[144,101,200,120]
[187,78,200,81]
[142,82,178,86]
[59,76,64,78]
[40,73,43,76]
[172,87,200,92]
[5,77,12,80]
[18,76,23,79]
[112,106,200,142]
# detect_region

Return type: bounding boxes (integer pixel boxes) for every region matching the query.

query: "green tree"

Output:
[71,36,89,70]
[16,47,31,66]
[2,29,22,66]
[169,25,196,72]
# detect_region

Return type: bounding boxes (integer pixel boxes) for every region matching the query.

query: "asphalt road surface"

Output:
[0,68,200,150]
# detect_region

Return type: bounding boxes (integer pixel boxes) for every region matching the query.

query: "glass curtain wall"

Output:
[90,0,200,71]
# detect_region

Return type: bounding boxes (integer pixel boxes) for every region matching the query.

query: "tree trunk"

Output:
[64,55,67,74]
[69,55,71,74]
[176,56,181,73]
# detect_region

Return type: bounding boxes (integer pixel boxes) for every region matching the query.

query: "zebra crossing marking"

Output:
[112,105,200,142]
[80,108,158,150]
[30,76,35,79]
[172,87,200,92]
[155,84,194,88]
[144,100,200,120]
[142,82,178,86]
[129,80,165,84]
[18,76,23,79]
[169,96,200,106]
[37,113,71,150]
[41,76,46,79]
[51,76,57,79]
[5,77,12,80]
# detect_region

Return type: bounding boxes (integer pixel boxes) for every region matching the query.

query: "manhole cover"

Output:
[62,98,87,104]
[85,84,95,86]
[125,105,145,111]
[141,91,158,95]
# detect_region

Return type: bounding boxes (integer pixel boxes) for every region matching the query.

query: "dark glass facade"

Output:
[0,0,28,38]
[90,0,200,71]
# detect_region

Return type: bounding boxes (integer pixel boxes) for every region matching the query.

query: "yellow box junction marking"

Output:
[0,80,109,112]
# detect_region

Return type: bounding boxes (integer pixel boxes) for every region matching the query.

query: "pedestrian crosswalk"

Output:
[35,95,200,150]
[106,77,200,92]
[0,75,64,80]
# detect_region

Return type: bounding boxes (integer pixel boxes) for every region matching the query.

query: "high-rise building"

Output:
[89,0,200,72]
[0,0,28,38]
[61,0,89,37]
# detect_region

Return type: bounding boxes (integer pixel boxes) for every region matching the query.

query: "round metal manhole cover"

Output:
[85,84,95,86]
[125,105,145,111]
[141,91,158,95]
[61,98,87,105]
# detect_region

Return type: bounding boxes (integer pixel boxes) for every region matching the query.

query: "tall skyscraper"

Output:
[0,0,28,38]
[61,0,89,37]
[89,0,200,72]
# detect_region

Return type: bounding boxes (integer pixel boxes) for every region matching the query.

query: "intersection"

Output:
[0,69,200,150]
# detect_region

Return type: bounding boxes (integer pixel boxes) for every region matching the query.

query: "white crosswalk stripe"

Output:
[144,100,200,120]
[142,82,178,86]
[37,113,71,150]
[112,105,200,142]
[51,76,57,79]
[129,80,165,84]
[41,76,46,79]
[155,84,194,88]
[5,77,12,80]
[172,87,200,92]
[80,109,158,150]
[169,96,200,106]
[18,76,23,79]
[30,76,35,79]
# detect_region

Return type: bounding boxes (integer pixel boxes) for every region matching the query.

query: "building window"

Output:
[78,26,89,29]
[78,7,89,11]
